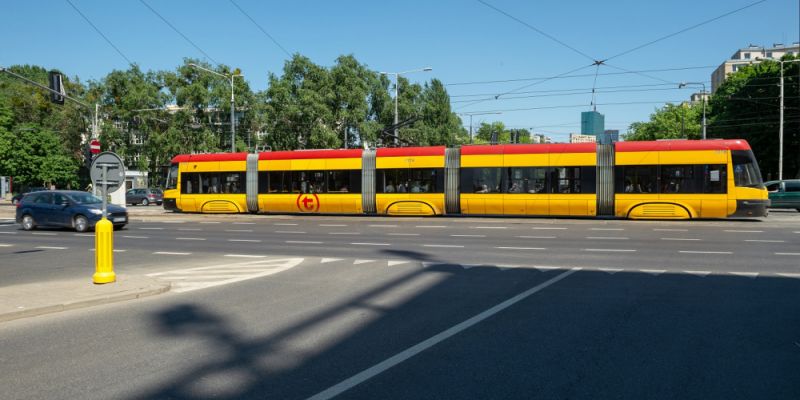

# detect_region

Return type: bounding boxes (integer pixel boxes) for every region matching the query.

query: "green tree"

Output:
[0,123,78,188]
[708,55,799,179]
[625,102,703,141]
[475,121,509,143]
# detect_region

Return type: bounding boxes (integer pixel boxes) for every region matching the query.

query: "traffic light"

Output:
[48,71,65,104]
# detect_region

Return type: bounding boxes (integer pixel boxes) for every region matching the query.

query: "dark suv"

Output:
[126,188,163,206]
[15,190,128,232]
[765,179,800,212]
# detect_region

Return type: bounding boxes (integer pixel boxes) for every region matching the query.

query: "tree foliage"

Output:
[0,54,467,190]
[625,103,703,141]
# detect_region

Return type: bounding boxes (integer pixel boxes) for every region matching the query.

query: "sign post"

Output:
[90,152,124,284]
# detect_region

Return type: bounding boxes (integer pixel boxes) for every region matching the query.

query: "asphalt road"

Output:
[0,209,799,399]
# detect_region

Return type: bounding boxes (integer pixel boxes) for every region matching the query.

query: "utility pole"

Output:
[779,59,784,180]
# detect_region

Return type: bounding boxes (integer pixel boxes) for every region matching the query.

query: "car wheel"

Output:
[74,215,89,233]
[142,198,149,206]
[21,214,35,231]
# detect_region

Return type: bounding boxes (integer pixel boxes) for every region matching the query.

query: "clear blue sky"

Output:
[2,0,798,142]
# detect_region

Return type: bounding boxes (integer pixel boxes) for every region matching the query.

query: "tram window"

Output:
[221,172,245,194]
[580,166,596,194]
[552,167,582,194]
[181,173,201,194]
[269,171,289,193]
[328,170,361,193]
[661,165,695,193]
[506,167,547,194]
[258,172,269,193]
[703,164,727,194]
[378,169,442,193]
[461,168,502,194]
[619,166,658,193]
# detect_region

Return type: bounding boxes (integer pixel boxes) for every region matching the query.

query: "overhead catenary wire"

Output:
[65,0,133,65]
[229,0,292,58]
[604,0,768,63]
[139,0,219,65]
[445,65,717,86]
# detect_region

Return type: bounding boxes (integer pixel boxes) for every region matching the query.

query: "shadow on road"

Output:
[134,265,800,400]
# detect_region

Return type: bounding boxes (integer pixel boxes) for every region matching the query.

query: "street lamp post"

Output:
[678,82,707,140]
[189,63,244,153]
[458,112,502,143]
[380,67,432,145]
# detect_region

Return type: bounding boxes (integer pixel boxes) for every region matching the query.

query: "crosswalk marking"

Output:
[147,257,304,293]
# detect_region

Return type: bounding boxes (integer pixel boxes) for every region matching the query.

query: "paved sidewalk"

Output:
[0,275,170,323]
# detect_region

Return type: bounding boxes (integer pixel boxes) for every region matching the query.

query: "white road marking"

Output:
[178,228,201,231]
[305,268,580,400]
[274,223,299,226]
[451,234,486,237]
[531,227,567,230]
[32,232,57,236]
[654,228,688,232]
[640,269,666,275]
[351,242,390,246]
[744,239,785,243]
[729,271,759,278]
[724,229,763,233]
[74,233,94,237]
[329,232,361,235]
[387,260,409,266]
[777,273,800,279]
[153,251,191,255]
[423,244,465,248]
[473,226,507,229]
[685,270,712,277]
[139,227,164,230]
[148,257,304,293]
[597,268,623,274]
[200,222,220,224]
[223,254,267,258]
[225,229,253,232]
[113,249,126,253]
[233,222,256,225]
[320,258,342,263]
[679,250,732,254]
[286,240,322,244]
[590,228,624,231]
[387,233,420,236]
[586,236,629,240]
[415,225,447,228]
[516,235,556,239]
[495,246,546,250]
[319,224,347,227]
[0,231,17,234]
[661,238,701,241]
[794,231,800,234]
[583,248,636,252]
[275,230,307,234]
[775,252,800,256]
[369,224,397,228]
[122,235,149,239]
[159,221,186,224]
[353,259,375,265]
[36,246,67,250]
[0,244,13,247]
[176,237,206,241]
[228,239,261,243]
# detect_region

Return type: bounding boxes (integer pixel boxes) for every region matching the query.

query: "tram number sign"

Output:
[296,193,320,212]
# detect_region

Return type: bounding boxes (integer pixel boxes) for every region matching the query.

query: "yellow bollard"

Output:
[93,217,116,284]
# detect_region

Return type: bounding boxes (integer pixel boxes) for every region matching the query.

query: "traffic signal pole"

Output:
[0,67,99,140]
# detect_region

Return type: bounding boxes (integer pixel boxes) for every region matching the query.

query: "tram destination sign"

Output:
[90,151,125,194]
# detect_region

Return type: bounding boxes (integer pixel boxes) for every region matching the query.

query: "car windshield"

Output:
[69,192,103,204]
[151,189,163,194]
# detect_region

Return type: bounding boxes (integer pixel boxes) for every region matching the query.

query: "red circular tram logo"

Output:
[296,193,320,212]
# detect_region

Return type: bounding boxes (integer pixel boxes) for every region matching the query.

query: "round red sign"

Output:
[296,193,320,212]
[90,139,101,154]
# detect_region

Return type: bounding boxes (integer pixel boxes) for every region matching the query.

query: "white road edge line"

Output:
[176,237,206,241]
[744,239,785,243]
[36,246,67,250]
[775,252,800,256]
[679,250,732,254]
[304,268,580,400]
[154,251,191,255]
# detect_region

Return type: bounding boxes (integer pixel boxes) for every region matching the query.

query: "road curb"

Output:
[0,281,171,323]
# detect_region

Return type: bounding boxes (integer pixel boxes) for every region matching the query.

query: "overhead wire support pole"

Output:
[189,63,244,153]
[0,66,99,140]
